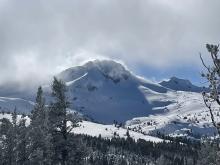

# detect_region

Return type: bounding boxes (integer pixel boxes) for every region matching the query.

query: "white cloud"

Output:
[0,0,219,85]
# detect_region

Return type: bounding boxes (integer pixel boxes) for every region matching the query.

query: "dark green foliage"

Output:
[77,134,200,165]
[0,117,16,165]
[49,77,72,165]
[16,117,28,165]
[29,86,52,164]
[197,141,220,165]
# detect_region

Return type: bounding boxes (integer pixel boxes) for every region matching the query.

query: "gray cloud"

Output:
[0,0,219,86]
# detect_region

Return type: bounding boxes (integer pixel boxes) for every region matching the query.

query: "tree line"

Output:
[0,77,81,165]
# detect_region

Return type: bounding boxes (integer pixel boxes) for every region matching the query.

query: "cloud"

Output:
[0,0,219,86]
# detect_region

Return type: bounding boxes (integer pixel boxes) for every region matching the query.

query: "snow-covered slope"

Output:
[0,113,30,125]
[73,120,163,143]
[126,91,219,138]
[0,113,163,143]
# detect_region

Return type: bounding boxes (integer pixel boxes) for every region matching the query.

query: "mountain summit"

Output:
[58,60,131,84]
[159,76,205,92]
[56,60,170,123]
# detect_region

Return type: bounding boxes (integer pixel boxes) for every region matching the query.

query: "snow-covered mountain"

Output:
[55,60,170,123]
[0,59,216,139]
[159,77,206,92]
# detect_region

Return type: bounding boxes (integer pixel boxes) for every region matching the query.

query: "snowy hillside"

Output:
[0,112,162,143]
[126,91,220,138]
[0,113,30,125]
[72,120,163,143]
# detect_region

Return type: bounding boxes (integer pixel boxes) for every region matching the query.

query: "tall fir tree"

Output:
[0,108,18,164]
[49,77,72,165]
[16,116,28,165]
[29,86,52,164]
[0,117,15,165]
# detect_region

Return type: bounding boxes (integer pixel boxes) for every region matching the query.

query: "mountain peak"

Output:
[86,59,130,81]
[58,59,131,83]
[84,59,129,72]
[55,59,169,123]
[169,76,192,85]
[84,59,125,68]
[159,76,204,92]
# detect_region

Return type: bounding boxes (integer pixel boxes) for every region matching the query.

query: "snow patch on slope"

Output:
[73,120,163,143]
[126,91,219,138]
[0,113,30,125]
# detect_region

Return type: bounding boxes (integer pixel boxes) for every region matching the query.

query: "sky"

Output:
[0,0,220,88]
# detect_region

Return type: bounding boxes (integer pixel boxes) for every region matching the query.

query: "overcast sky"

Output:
[0,0,220,87]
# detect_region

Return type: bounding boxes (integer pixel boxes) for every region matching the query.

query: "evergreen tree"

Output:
[49,77,77,165]
[30,86,45,122]
[29,86,52,164]
[126,129,130,138]
[0,109,18,165]
[16,116,28,165]
[12,107,17,128]
[0,118,15,164]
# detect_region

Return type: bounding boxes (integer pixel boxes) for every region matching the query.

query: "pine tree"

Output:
[0,118,14,164]
[126,129,130,138]
[12,107,17,128]
[49,77,77,165]
[16,116,28,165]
[0,108,18,165]
[29,86,52,164]
[70,137,88,165]
[30,86,45,122]
[10,108,18,164]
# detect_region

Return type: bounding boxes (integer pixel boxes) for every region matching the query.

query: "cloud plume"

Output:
[0,0,219,86]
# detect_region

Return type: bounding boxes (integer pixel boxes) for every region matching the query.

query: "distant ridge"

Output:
[159,76,206,92]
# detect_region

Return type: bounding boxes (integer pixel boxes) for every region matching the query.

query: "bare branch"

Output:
[203,94,216,126]
[200,53,211,72]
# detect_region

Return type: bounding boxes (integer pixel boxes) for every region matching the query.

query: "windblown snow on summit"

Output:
[56,60,170,123]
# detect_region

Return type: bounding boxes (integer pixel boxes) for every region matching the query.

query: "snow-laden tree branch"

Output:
[201,44,220,136]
